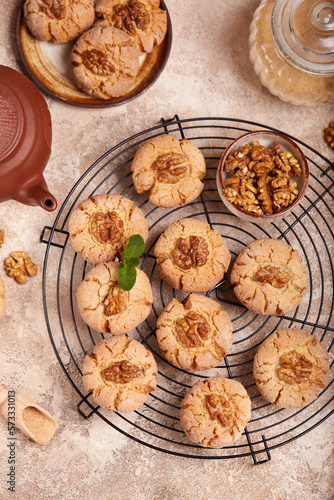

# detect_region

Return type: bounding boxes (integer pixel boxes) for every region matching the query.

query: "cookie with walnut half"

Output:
[253,328,330,408]
[230,238,308,316]
[156,294,233,371]
[68,194,148,265]
[82,336,157,412]
[77,261,153,335]
[23,0,95,44]
[180,377,251,448]
[154,218,231,292]
[131,134,206,208]
[95,0,167,54]
[70,25,139,99]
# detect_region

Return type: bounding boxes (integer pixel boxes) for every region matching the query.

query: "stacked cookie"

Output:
[23,0,168,99]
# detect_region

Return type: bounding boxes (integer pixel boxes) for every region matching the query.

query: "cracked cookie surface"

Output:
[23,0,95,44]
[77,261,153,334]
[253,328,330,408]
[180,377,251,448]
[82,335,157,411]
[70,25,139,98]
[131,134,206,208]
[156,294,233,371]
[0,275,5,317]
[230,238,308,316]
[154,218,231,292]
[95,0,167,54]
[68,194,148,264]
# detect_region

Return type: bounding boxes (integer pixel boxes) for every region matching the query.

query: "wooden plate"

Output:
[16,0,172,108]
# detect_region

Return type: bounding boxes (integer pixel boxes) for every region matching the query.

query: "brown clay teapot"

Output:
[0,65,57,212]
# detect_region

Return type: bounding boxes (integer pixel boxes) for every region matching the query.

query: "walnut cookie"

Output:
[70,25,139,99]
[253,328,330,408]
[230,238,308,316]
[68,194,148,265]
[180,377,252,448]
[156,294,233,371]
[23,0,95,44]
[82,336,157,411]
[77,261,153,334]
[131,134,206,208]
[154,218,231,292]
[95,0,167,54]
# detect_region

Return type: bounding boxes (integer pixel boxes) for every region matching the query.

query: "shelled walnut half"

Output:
[5,252,38,284]
[0,230,4,248]
[324,122,334,149]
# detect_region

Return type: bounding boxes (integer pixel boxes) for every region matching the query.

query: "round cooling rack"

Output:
[41,116,334,463]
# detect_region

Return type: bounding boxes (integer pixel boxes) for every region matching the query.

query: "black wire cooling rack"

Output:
[41,116,334,463]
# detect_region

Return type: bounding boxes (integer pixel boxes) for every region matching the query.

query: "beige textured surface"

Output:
[0,1,333,499]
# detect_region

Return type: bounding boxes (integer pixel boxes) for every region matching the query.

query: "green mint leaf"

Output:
[123,234,145,261]
[118,234,145,291]
[125,256,140,268]
[118,264,137,291]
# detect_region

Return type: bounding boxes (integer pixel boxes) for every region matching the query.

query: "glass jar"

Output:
[249,0,334,105]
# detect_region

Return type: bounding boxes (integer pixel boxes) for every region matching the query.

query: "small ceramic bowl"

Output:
[216,130,309,223]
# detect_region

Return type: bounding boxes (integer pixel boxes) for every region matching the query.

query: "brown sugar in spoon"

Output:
[0,384,57,445]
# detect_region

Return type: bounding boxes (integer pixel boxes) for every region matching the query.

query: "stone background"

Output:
[0,1,333,499]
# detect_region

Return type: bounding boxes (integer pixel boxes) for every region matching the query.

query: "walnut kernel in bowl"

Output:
[217,131,309,223]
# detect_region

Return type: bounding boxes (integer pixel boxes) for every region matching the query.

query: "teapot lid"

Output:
[0,77,23,163]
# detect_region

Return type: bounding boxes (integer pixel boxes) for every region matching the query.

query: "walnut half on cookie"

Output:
[180,377,251,448]
[230,238,308,316]
[131,134,206,208]
[156,294,233,371]
[253,328,330,408]
[76,261,153,334]
[154,218,231,292]
[82,336,157,412]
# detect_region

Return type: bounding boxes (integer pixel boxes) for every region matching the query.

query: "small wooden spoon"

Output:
[0,384,57,444]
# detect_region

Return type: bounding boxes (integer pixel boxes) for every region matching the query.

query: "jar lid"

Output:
[271,0,334,74]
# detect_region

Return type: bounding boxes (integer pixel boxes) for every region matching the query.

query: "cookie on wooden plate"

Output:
[253,328,330,408]
[23,0,95,44]
[131,134,206,208]
[156,294,233,371]
[77,261,153,334]
[68,194,148,265]
[230,238,308,316]
[71,25,139,98]
[82,336,157,412]
[95,0,167,54]
[154,218,230,292]
[180,377,251,448]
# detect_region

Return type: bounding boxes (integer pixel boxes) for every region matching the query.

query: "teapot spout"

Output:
[16,180,57,212]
